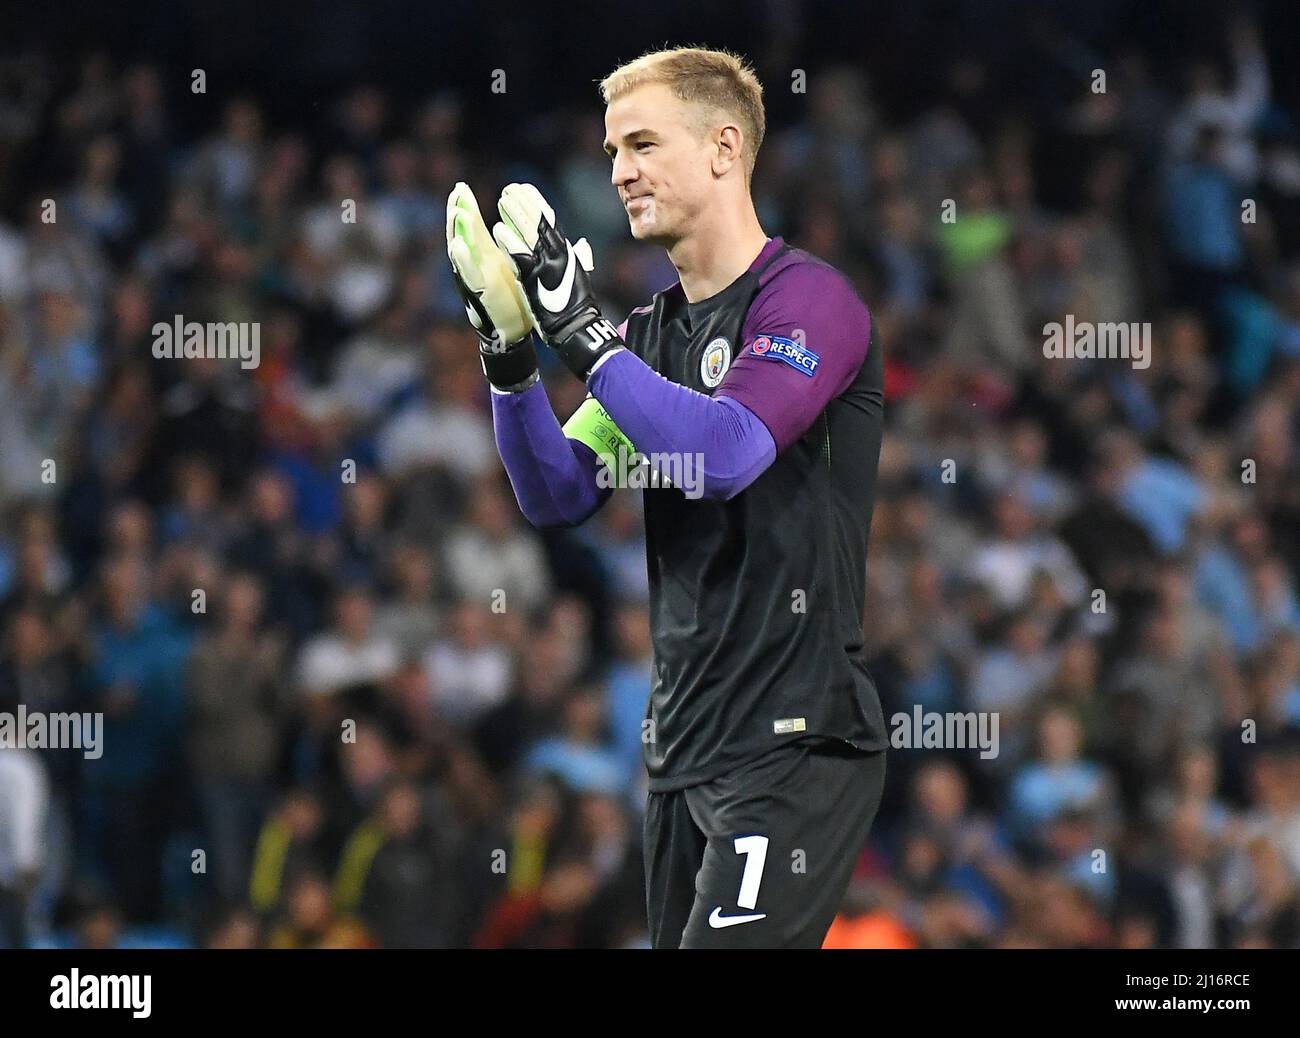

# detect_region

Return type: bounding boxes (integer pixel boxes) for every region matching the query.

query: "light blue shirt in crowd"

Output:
[1117,458,1205,554]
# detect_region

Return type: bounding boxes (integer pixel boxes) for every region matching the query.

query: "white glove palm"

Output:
[446,182,535,350]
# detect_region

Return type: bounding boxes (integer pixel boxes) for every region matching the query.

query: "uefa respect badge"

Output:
[749,335,820,376]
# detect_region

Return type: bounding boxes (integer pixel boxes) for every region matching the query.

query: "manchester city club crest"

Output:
[700,336,731,387]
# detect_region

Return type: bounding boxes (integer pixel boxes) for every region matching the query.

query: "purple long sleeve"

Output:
[490,380,609,528]
[586,349,776,501]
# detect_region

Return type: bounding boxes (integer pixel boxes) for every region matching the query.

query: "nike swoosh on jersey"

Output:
[708,907,767,929]
[537,241,577,313]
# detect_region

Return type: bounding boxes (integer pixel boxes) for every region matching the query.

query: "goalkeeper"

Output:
[447,46,887,949]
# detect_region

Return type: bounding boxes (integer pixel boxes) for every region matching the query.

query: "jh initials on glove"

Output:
[492,183,625,381]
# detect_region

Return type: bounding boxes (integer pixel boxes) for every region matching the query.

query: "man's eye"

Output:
[635,141,654,151]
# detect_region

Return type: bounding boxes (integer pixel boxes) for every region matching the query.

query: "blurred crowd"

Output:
[2,11,1300,950]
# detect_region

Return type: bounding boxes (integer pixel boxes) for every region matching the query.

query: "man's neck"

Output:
[667,205,769,303]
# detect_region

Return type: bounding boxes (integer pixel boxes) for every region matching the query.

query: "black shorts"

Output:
[643,738,886,948]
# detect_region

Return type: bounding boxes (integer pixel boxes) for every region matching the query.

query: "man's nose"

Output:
[611,151,637,189]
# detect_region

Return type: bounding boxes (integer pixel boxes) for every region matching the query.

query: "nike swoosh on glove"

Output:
[492,182,625,382]
[447,181,539,391]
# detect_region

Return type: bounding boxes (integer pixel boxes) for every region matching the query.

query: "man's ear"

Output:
[712,124,745,178]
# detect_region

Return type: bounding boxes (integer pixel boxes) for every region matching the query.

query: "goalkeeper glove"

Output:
[446,182,540,392]
[492,183,625,382]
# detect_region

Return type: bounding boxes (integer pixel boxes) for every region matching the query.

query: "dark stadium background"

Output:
[0,0,1298,949]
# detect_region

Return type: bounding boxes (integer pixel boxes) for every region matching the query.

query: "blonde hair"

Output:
[599,46,765,181]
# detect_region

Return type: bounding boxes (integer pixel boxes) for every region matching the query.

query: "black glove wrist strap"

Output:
[480,335,539,390]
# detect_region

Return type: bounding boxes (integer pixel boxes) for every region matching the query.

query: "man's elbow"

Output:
[521,501,598,531]
[528,515,581,532]
[694,470,758,503]
[522,508,577,532]
[690,406,777,502]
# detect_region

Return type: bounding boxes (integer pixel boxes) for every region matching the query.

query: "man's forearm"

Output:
[586,349,776,501]
[487,181,776,500]
[490,380,608,528]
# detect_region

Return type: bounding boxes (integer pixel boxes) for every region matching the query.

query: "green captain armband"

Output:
[562,396,636,471]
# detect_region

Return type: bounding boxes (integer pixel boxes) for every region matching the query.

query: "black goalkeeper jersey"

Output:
[624,239,888,792]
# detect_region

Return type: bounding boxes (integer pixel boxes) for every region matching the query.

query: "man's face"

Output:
[604,83,715,245]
